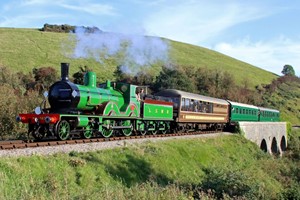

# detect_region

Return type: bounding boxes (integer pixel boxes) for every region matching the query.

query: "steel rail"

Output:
[0,130,218,150]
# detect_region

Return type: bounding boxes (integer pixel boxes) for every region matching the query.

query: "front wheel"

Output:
[55,120,70,140]
[30,125,47,141]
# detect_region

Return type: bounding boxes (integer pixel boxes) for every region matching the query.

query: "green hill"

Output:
[169,40,278,87]
[262,76,300,125]
[0,28,277,87]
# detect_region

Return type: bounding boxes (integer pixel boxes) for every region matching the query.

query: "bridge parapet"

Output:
[238,122,287,155]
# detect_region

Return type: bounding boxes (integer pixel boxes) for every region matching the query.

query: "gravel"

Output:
[0,132,231,158]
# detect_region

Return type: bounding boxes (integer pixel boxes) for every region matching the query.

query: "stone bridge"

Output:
[238,122,287,155]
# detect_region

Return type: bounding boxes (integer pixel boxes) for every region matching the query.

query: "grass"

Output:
[1,133,297,199]
[264,79,300,125]
[0,28,117,82]
[169,40,278,87]
[0,28,277,87]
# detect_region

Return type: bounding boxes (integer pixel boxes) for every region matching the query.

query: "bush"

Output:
[286,122,292,137]
[199,166,261,199]
[280,182,300,200]
[40,23,101,33]
[40,23,76,33]
[287,130,300,160]
[0,85,24,139]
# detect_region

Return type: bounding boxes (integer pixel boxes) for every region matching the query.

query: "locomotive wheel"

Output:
[56,120,70,140]
[150,130,157,135]
[121,120,133,136]
[147,121,157,135]
[31,125,46,140]
[158,122,167,134]
[139,130,147,136]
[137,122,147,135]
[82,125,92,139]
[102,120,114,138]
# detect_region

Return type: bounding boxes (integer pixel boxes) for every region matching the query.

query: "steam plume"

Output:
[69,26,169,74]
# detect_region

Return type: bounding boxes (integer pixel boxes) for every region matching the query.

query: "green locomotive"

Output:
[17,63,173,140]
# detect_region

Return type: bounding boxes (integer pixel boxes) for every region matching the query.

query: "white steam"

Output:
[70,27,169,74]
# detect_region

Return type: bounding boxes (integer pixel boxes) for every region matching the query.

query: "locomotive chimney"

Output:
[61,63,69,81]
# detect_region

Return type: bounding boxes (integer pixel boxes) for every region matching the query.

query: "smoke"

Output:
[68,26,169,74]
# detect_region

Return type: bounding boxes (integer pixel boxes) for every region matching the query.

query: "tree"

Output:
[152,65,196,93]
[73,66,91,85]
[113,65,135,83]
[282,65,295,76]
[31,67,58,92]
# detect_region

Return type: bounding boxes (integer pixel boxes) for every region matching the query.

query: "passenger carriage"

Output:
[155,89,229,131]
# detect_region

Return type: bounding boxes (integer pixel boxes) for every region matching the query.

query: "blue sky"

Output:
[0,0,299,76]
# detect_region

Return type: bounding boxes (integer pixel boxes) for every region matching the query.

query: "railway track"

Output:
[0,131,219,150]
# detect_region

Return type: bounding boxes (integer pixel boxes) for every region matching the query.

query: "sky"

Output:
[0,0,299,76]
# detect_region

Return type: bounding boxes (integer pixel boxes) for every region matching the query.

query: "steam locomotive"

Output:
[16,63,280,140]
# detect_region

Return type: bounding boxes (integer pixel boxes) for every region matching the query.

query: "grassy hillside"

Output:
[0,133,299,199]
[169,40,277,87]
[0,28,277,87]
[262,76,300,125]
[0,28,117,82]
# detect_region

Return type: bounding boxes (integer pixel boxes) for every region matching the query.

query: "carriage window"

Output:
[181,98,185,111]
[236,108,239,114]
[194,100,200,112]
[199,101,203,112]
[190,99,195,111]
[203,102,208,113]
[186,99,190,111]
[181,98,191,111]
[208,103,213,113]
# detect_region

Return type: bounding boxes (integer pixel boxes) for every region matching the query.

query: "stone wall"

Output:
[238,122,287,155]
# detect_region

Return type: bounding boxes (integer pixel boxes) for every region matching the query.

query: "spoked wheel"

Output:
[31,125,47,141]
[150,130,157,135]
[56,120,70,140]
[177,126,185,133]
[139,131,147,136]
[82,125,93,139]
[102,119,114,138]
[137,121,147,136]
[121,120,133,136]
[158,122,168,134]
[148,121,157,135]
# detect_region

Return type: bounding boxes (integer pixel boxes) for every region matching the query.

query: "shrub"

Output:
[199,166,261,199]
[286,122,292,137]
[280,182,300,200]
[287,130,300,160]
[0,85,25,139]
